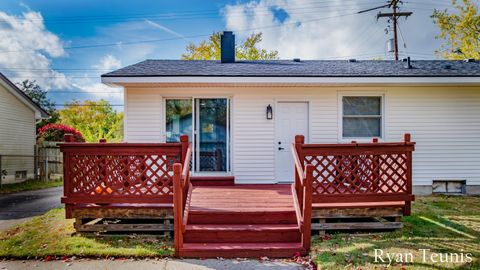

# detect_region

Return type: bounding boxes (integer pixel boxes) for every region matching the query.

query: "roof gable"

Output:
[0,72,49,118]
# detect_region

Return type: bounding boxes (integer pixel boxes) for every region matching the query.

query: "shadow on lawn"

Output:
[312,196,480,269]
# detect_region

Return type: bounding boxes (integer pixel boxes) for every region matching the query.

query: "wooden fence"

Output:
[37,141,63,181]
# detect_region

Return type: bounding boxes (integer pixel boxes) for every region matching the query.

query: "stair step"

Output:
[179,242,305,258]
[191,176,235,186]
[188,210,297,224]
[184,224,301,243]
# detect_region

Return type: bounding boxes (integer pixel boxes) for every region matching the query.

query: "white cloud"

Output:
[68,56,123,106]
[71,79,123,104]
[93,54,122,71]
[222,0,440,60]
[0,11,70,89]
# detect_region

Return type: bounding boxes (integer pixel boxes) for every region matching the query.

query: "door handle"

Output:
[278,147,285,150]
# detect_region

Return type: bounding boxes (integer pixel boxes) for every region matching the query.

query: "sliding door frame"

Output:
[164,96,231,174]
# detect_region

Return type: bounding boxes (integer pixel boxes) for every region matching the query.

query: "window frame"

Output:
[338,92,385,142]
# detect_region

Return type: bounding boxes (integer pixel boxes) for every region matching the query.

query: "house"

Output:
[101,31,480,195]
[0,73,49,184]
[62,31,478,258]
[102,34,480,194]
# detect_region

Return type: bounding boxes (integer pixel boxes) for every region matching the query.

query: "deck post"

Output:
[63,134,73,218]
[404,133,412,215]
[302,164,314,253]
[372,137,380,192]
[173,163,183,256]
[64,133,74,143]
[180,135,189,164]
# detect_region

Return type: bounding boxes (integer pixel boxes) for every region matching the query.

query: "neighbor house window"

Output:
[342,96,382,138]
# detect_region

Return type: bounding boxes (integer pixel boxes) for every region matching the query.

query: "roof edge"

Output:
[101,76,480,85]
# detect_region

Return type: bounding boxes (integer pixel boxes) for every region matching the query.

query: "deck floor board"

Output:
[190,184,295,213]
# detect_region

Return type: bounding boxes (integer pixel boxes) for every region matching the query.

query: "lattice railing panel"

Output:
[68,153,180,197]
[304,152,409,196]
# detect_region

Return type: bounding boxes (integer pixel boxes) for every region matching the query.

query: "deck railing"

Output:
[60,135,192,242]
[173,135,192,256]
[291,135,314,252]
[292,133,415,252]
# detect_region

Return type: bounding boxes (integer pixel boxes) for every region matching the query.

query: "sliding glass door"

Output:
[196,98,228,172]
[165,98,229,173]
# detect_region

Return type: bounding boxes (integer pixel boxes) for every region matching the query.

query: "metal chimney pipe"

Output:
[221,31,235,63]
[405,57,412,69]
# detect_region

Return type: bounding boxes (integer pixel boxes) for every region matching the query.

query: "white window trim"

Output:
[337,91,386,143]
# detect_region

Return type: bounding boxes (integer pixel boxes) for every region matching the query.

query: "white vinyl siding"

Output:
[233,95,275,183]
[387,87,480,186]
[0,83,36,183]
[124,88,163,142]
[123,85,480,188]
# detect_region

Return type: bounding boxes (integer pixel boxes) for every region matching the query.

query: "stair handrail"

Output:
[173,135,192,257]
[182,143,193,232]
[291,135,313,253]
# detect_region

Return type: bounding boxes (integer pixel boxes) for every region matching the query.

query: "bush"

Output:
[38,123,85,142]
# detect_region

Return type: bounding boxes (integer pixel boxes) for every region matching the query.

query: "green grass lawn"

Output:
[0,208,172,258]
[0,179,63,194]
[0,196,478,269]
[312,195,480,269]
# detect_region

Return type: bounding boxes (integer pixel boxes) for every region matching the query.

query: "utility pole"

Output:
[359,0,412,61]
[377,0,412,60]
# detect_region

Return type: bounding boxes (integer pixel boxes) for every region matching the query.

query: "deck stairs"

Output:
[178,184,305,258]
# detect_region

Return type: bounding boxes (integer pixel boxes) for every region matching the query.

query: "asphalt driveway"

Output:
[0,186,63,230]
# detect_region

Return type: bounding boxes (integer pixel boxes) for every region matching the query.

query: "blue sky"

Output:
[0,0,462,109]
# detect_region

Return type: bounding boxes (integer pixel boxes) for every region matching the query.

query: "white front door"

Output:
[275,102,309,183]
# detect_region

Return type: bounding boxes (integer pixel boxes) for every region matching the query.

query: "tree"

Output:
[37,123,85,142]
[16,79,59,128]
[59,100,123,142]
[432,0,480,60]
[181,32,279,60]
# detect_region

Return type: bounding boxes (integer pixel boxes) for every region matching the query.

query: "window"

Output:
[15,171,27,180]
[342,96,382,138]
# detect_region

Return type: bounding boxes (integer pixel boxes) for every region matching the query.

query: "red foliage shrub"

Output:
[38,123,85,142]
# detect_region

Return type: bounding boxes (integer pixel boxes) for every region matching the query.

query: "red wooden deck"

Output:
[60,133,415,258]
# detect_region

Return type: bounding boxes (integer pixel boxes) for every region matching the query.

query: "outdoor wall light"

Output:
[266,104,273,120]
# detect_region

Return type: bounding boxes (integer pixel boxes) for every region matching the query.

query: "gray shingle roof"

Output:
[102,59,480,78]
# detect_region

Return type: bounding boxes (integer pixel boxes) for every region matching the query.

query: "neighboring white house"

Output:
[0,73,48,184]
[102,32,480,195]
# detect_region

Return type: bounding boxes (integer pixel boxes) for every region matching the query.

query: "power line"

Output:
[0,10,362,54]
[0,1,385,25]
[54,104,124,107]
[47,90,122,93]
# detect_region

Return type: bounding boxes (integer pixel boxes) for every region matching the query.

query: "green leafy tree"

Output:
[16,79,59,128]
[432,0,480,60]
[59,100,123,142]
[181,32,279,60]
